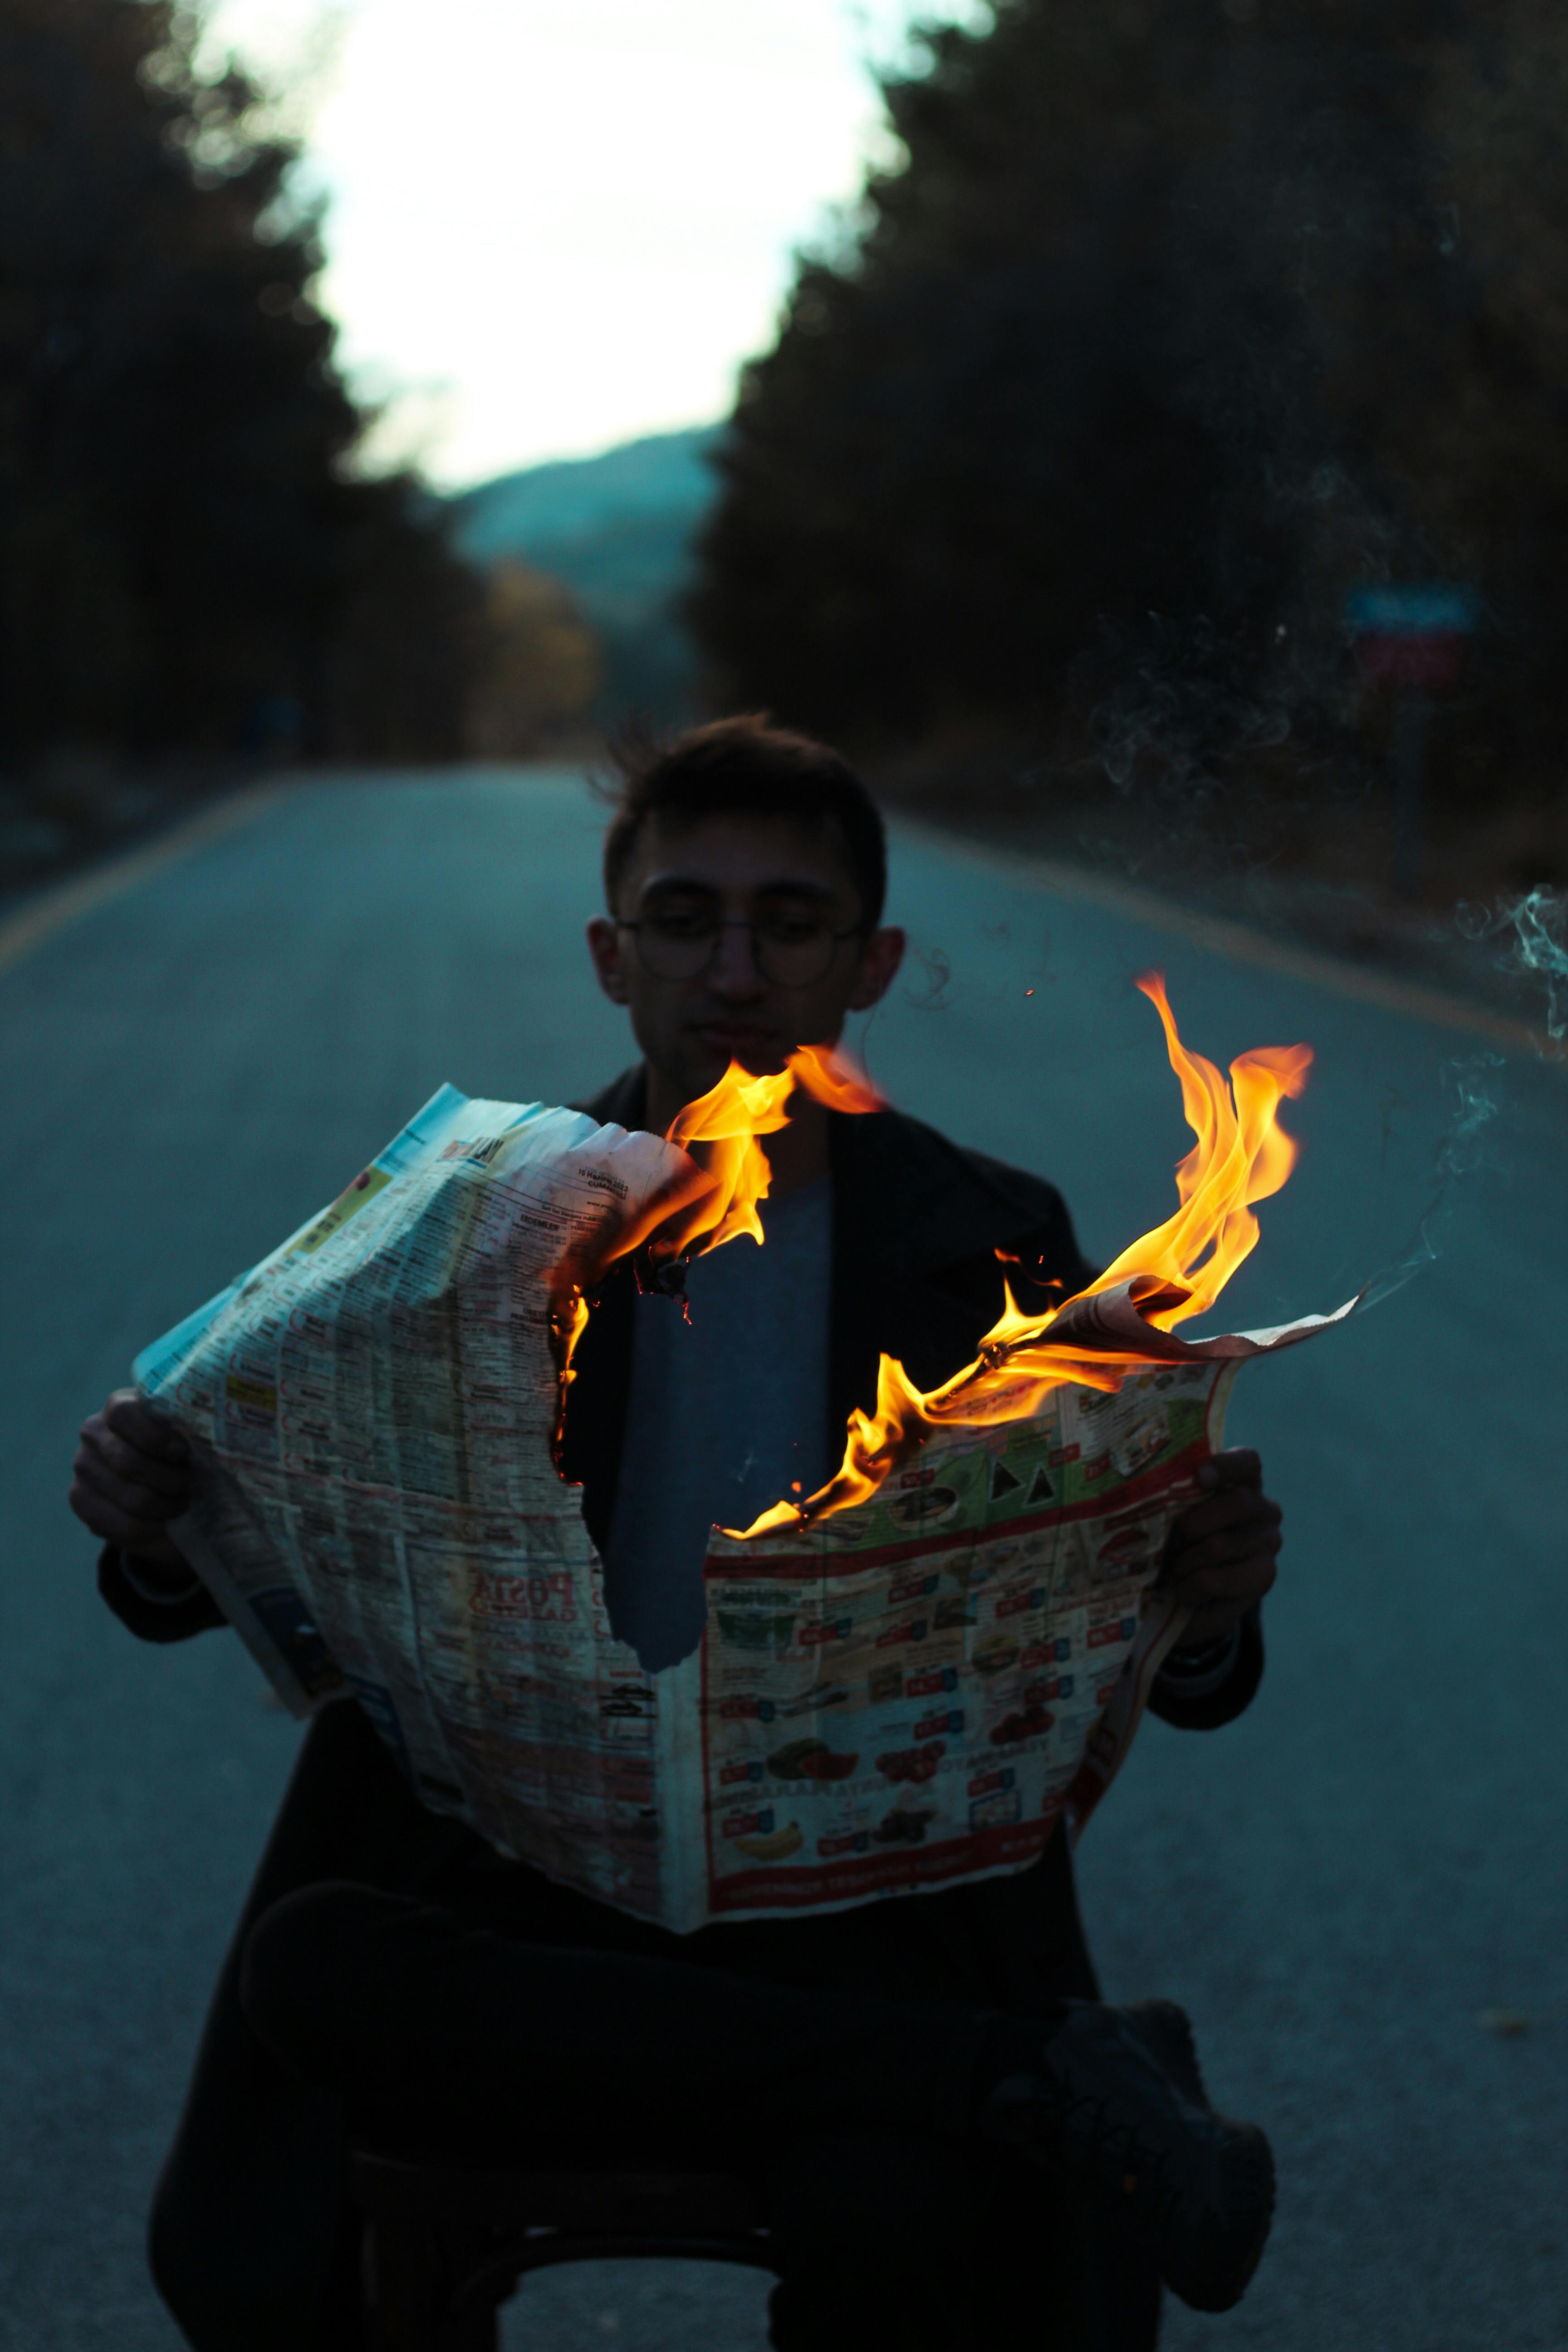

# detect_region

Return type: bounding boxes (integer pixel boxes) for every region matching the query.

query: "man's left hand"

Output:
[1162,1448,1282,1646]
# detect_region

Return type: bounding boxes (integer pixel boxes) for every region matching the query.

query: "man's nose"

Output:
[707,923,767,997]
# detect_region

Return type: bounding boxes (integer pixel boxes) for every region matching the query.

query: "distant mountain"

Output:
[448,425,724,725]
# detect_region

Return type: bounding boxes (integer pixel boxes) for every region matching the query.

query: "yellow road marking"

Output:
[0,779,290,981]
[905,821,1564,1062]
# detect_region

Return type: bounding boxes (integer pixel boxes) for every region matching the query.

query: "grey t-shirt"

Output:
[600,1177,833,1673]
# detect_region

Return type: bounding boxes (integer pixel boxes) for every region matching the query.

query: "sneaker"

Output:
[1120,1997,1210,2108]
[977,1999,1275,2313]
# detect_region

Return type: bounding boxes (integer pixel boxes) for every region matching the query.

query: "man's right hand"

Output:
[70,1388,194,1581]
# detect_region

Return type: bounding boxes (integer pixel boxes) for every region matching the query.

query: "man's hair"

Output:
[600,715,887,929]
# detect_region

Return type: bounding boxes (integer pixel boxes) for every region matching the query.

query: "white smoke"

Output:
[1456,886,1568,1041]
[1358,1050,1504,1312]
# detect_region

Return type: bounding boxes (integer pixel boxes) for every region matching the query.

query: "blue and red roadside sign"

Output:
[1345,584,1479,693]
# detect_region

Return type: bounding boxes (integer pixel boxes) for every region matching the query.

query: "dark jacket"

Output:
[99,1067,1262,2009]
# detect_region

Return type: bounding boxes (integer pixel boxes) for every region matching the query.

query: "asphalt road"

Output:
[2,768,1564,2352]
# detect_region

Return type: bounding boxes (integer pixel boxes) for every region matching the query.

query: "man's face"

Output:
[586,811,905,1111]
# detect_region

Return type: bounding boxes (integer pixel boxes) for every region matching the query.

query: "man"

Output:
[72,718,1283,2352]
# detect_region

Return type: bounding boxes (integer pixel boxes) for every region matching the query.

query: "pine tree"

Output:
[691,0,1568,806]
[0,0,481,771]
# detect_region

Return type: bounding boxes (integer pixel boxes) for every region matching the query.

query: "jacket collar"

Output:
[575,1062,1054,1279]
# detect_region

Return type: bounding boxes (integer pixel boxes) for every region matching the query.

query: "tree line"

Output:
[0,0,600,816]
[691,0,1568,880]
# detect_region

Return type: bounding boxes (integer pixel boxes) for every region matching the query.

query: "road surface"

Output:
[2,768,1564,2351]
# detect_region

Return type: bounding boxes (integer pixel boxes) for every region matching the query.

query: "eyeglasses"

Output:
[617,912,863,988]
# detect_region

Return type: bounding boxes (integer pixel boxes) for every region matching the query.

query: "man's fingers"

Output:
[73,1450,185,1525]
[1171,1488,1282,1548]
[103,1389,188,1464]
[1169,1546,1279,1595]
[74,1428,190,1509]
[78,1395,192,1502]
[71,1392,194,1574]
[1171,1451,1276,1636]
[1172,1518,1283,1575]
[1181,1495,1282,1547]
[1194,1446,1263,1494]
[83,1426,191,1500]
[68,1475,183,1558]
[1166,1553,1278,1608]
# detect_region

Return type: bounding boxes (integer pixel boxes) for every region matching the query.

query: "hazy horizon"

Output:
[202,0,982,490]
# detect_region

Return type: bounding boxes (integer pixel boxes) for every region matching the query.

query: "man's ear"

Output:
[586,916,631,1006]
[847,925,905,1013]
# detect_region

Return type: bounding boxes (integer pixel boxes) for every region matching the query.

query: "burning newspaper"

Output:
[135,982,1352,1932]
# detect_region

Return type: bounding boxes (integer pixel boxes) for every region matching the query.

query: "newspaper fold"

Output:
[136,1086,1348,1933]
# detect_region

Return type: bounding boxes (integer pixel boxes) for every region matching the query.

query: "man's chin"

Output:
[686,1029,792,1083]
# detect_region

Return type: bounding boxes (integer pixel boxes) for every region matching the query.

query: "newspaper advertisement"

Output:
[135,1086,1346,1934]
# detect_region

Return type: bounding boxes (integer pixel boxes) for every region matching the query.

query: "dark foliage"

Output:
[0,0,481,770]
[691,0,1568,803]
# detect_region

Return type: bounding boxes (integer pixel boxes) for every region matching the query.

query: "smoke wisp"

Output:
[1454,887,1568,1042]
[1358,1050,1504,1313]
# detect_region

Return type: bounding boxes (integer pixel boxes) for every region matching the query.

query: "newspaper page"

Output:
[137,1088,1348,1933]
[686,1358,1236,1921]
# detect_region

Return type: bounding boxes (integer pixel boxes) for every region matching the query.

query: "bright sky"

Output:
[203,0,980,489]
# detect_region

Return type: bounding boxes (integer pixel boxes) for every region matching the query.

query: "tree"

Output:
[691,0,1568,813]
[0,0,481,773]
[463,561,601,757]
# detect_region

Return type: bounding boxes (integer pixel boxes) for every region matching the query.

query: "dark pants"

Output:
[149,1702,1161,2352]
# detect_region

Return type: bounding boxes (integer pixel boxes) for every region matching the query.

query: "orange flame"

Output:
[737,973,1310,1537]
[550,1044,883,1460]
[642,1043,884,1274]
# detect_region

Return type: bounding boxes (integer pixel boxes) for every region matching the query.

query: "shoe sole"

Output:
[1118,2002,1277,2313]
[1159,2116,1277,2313]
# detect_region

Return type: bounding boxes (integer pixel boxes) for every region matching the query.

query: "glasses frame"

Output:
[616,915,866,989]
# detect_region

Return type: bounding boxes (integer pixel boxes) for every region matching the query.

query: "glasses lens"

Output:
[627,916,850,985]
[632,916,720,980]
[754,921,838,987]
